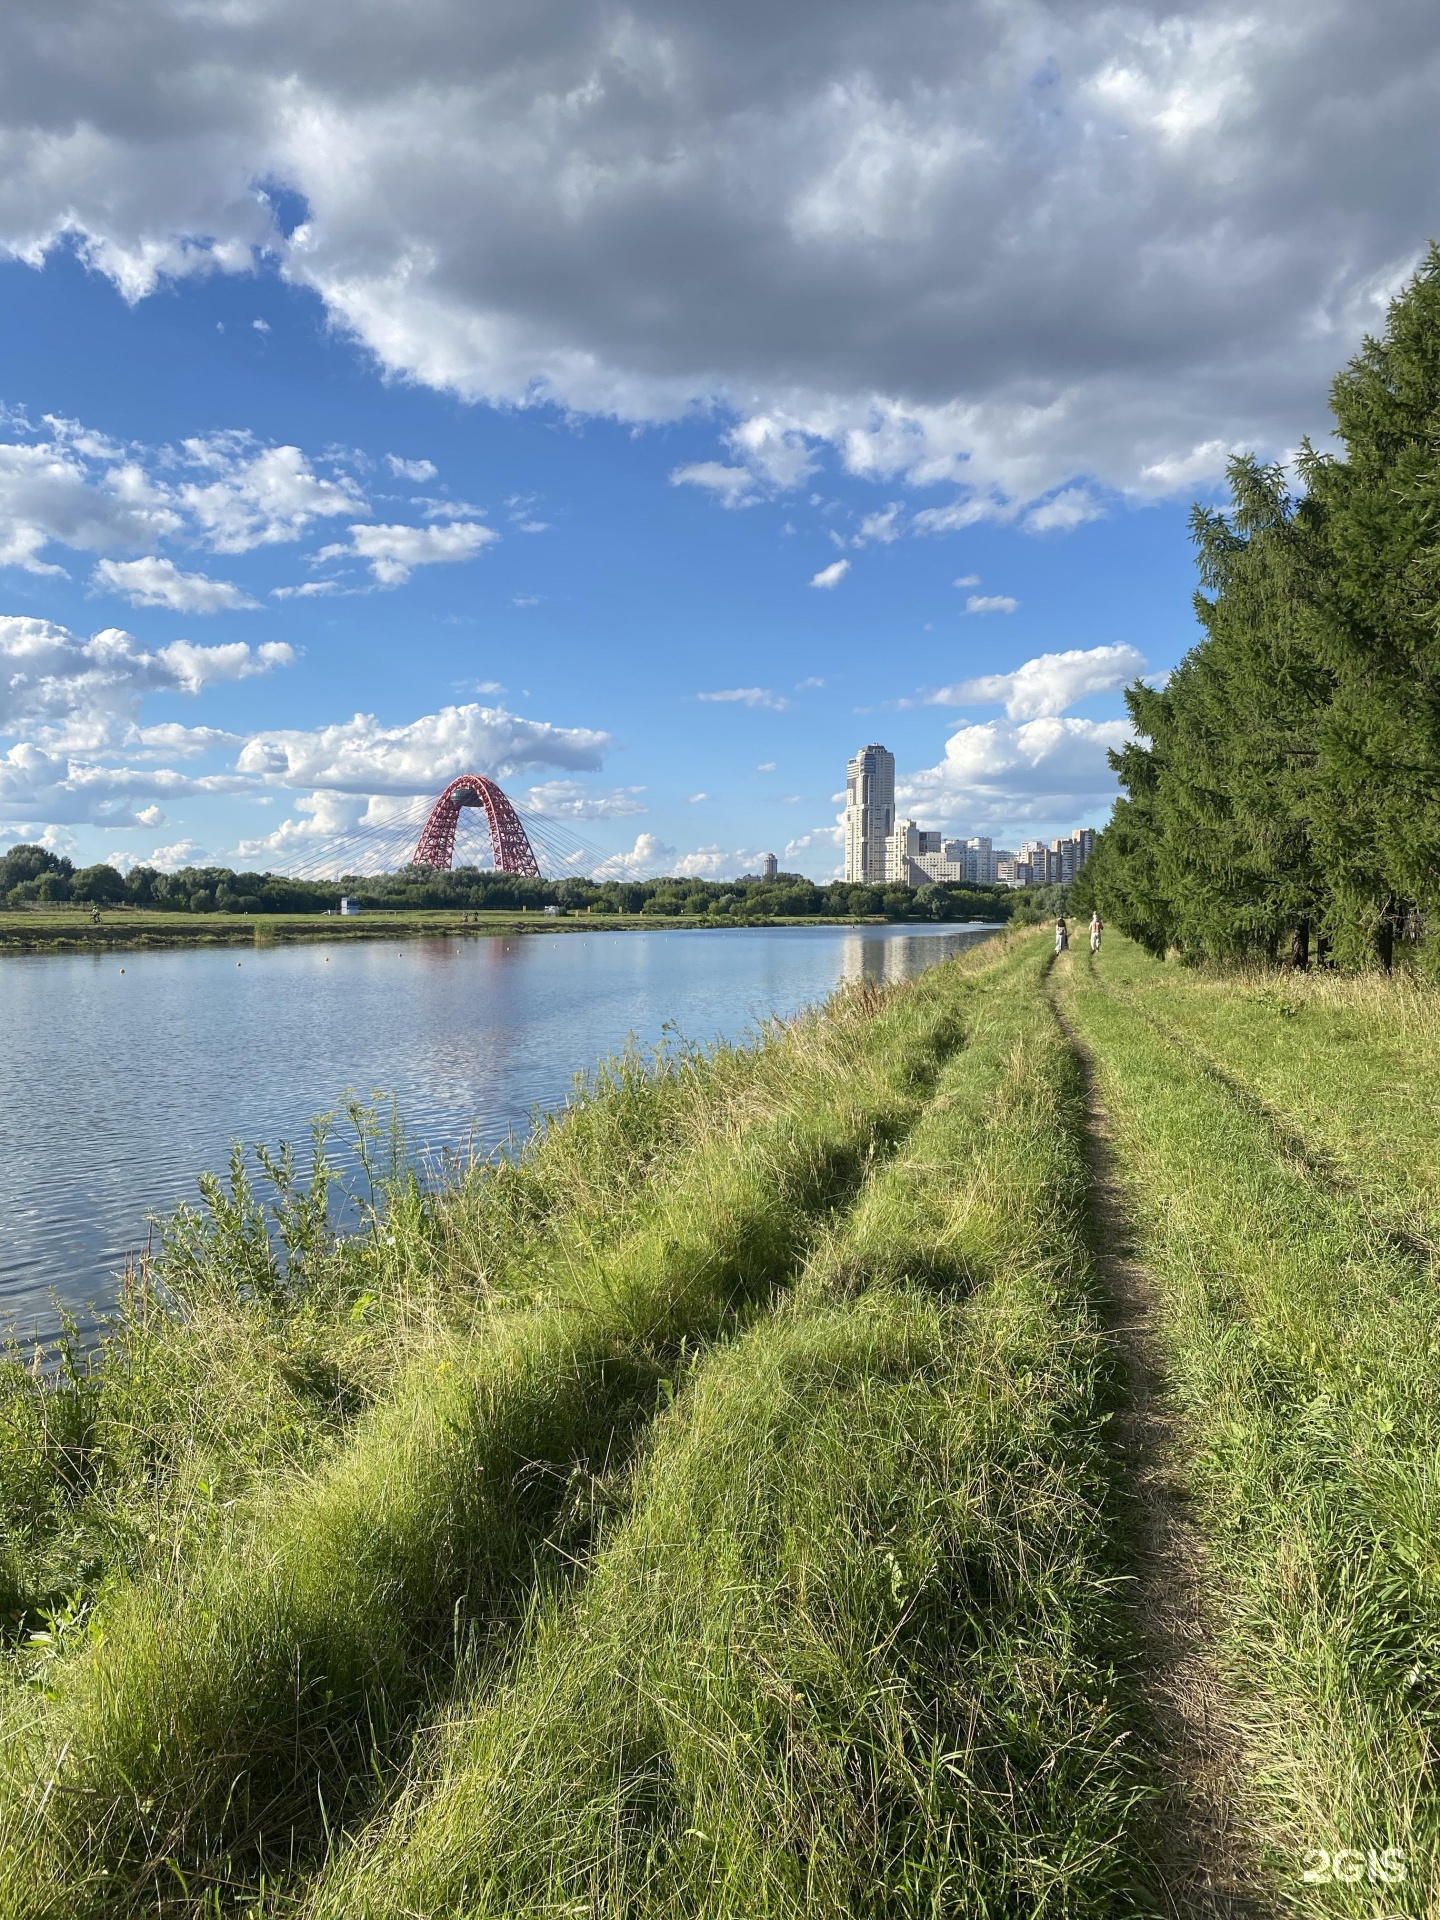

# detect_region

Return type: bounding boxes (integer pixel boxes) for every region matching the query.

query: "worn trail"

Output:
[1052,969,1260,1917]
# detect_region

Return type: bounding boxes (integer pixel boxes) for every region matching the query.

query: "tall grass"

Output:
[306,940,1158,1920]
[1064,941,1440,1916]
[1087,936,1440,1241]
[0,948,1008,1917]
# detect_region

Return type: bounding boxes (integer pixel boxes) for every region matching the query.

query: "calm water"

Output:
[0,922,998,1333]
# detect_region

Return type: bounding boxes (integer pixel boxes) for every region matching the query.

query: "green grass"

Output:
[0,945,1010,1917]
[1063,940,1440,1917]
[11,927,1440,1919]
[305,938,1157,1920]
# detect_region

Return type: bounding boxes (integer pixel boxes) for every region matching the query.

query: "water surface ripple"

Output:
[1,921,997,1334]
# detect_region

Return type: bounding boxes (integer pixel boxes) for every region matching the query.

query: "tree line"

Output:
[1075,246,1440,971]
[0,842,1015,924]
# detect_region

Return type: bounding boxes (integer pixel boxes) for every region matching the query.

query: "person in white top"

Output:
[1054,916,1069,954]
[1089,911,1103,953]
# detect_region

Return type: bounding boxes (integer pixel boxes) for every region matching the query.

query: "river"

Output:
[0,920,999,1335]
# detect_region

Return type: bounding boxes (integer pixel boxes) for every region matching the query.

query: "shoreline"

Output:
[0,907,1009,955]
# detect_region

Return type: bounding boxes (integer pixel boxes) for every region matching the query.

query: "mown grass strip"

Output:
[305,939,1158,1920]
[0,945,1012,1919]
[1063,941,1440,1916]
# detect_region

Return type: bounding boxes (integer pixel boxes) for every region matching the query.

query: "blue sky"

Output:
[1,0,1435,880]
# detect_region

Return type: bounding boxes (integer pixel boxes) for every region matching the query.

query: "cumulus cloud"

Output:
[0,616,295,744]
[92,555,259,611]
[0,433,179,573]
[810,559,850,590]
[931,643,1148,719]
[964,594,1017,615]
[143,839,204,871]
[697,687,790,711]
[0,738,249,827]
[319,519,498,585]
[593,832,677,879]
[898,716,1133,834]
[386,454,437,481]
[0,0,1426,516]
[235,702,609,794]
[178,437,366,551]
[523,779,646,818]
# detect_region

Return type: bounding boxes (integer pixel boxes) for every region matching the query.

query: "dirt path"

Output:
[1052,978,1262,1917]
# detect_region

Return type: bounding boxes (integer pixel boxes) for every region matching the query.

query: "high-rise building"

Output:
[761,852,778,880]
[845,743,895,883]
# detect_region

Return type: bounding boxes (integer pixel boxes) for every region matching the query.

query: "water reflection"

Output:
[0,921,997,1332]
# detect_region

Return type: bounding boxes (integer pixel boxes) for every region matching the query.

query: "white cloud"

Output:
[698,687,789,711]
[0,434,180,574]
[795,677,825,690]
[235,702,610,794]
[593,831,676,879]
[854,504,903,546]
[897,715,1133,834]
[0,0,1429,525]
[144,839,204,871]
[953,574,981,588]
[92,555,259,612]
[669,463,757,509]
[386,454,437,481]
[688,792,707,802]
[964,595,1017,615]
[323,519,498,586]
[0,616,294,745]
[931,643,1148,719]
[131,723,242,759]
[177,438,367,552]
[0,738,249,828]
[524,779,646,819]
[672,845,773,879]
[810,559,850,590]
[756,760,777,772]
[1022,489,1106,535]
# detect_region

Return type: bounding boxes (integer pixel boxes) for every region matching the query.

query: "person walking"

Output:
[1054,915,1069,954]
[1089,910,1103,954]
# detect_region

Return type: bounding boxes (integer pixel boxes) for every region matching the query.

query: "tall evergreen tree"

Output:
[1303,244,1440,965]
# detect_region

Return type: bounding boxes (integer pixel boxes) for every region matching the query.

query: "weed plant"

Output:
[307,941,1156,1920]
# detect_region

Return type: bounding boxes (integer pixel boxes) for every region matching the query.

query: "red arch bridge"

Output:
[270,774,626,881]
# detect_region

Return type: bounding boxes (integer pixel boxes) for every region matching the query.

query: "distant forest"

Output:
[0,841,1023,925]
[1075,246,1440,972]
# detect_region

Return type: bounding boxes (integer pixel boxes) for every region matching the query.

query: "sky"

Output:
[1,0,1438,882]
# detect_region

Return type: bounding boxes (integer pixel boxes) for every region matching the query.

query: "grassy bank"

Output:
[306,937,1157,1920]
[0,939,1015,1916]
[6,928,1440,1917]
[1062,940,1440,1916]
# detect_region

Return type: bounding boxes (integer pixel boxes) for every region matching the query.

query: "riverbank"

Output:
[1,929,1433,1916]
[0,905,1005,953]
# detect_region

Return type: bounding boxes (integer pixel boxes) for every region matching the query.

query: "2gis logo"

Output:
[1301,1846,1407,1886]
